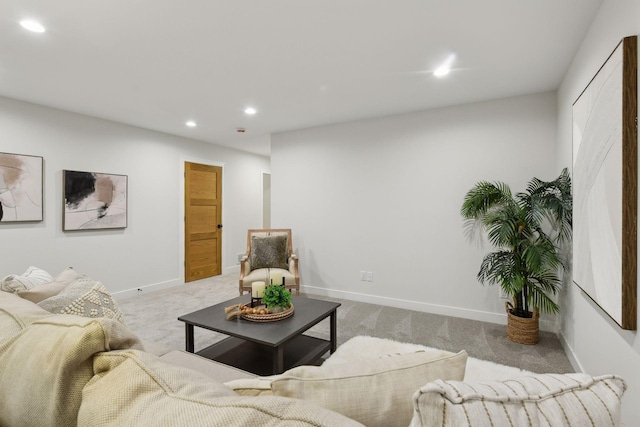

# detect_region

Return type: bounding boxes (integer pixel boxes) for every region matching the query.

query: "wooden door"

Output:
[184,162,222,282]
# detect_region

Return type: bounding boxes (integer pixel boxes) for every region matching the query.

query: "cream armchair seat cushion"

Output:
[243,268,295,287]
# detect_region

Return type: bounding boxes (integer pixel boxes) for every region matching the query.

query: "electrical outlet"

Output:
[366,271,374,282]
[499,288,509,299]
[360,271,367,281]
[137,288,142,295]
[237,253,245,263]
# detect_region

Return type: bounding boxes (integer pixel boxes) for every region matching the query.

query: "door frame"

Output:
[179,156,226,283]
[261,171,271,228]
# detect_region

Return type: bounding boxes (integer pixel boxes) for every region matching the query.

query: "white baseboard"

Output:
[301,285,558,333]
[112,278,183,300]
[558,331,585,373]
[113,267,239,300]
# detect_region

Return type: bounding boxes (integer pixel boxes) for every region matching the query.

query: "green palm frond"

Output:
[477,251,523,294]
[525,273,562,313]
[522,238,560,273]
[485,210,519,248]
[460,181,512,220]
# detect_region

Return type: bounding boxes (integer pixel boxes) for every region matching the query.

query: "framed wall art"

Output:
[572,35,637,330]
[63,170,128,231]
[0,152,43,222]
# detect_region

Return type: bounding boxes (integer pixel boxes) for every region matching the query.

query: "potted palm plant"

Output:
[460,168,572,344]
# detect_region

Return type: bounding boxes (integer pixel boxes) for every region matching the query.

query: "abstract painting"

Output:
[572,36,637,330]
[63,170,127,231]
[0,152,43,222]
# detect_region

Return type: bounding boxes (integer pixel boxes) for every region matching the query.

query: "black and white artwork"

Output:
[0,152,43,222]
[63,170,127,231]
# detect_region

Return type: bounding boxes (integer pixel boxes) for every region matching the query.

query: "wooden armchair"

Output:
[239,229,300,296]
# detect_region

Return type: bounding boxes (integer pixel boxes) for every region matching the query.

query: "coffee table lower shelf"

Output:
[196,335,331,376]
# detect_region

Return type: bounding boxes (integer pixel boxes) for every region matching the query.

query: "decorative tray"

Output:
[241,304,294,323]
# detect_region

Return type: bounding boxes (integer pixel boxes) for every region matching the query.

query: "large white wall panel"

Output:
[271,92,558,327]
[557,0,640,424]
[0,96,269,295]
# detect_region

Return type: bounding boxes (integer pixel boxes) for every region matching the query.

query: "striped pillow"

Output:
[1,266,54,292]
[410,373,626,427]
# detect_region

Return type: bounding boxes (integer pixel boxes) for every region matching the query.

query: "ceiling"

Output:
[0,1,602,156]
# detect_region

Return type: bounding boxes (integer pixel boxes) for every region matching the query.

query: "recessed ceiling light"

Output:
[185,121,197,127]
[433,66,450,77]
[433,53,456,78]
[20,20,46,33]
[244,107,257,115]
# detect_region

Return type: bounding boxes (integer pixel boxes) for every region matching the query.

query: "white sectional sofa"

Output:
[0,267,628,426]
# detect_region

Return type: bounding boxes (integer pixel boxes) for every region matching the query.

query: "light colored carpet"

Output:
[116,272,574,374]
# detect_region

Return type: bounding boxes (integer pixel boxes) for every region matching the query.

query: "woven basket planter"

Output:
[505,302,539,345]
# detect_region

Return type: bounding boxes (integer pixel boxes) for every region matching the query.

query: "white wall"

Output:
[557,0,640,424]
[0,96,269,296]
[271,92,561,328]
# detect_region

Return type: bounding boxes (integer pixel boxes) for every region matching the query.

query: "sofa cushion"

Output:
[79,349,364,427]
[16,267,80,303]
[38,276,126,324]
[250,234,289,271]
[410,373,627,427]
[1,265,53,292]
[0,315,142,427]
[268,350,467,427]
[225,377,276,396]
[159,349,257,383]
[0,290,55,341]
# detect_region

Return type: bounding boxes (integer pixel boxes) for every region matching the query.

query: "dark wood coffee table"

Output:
[178,295,340,375]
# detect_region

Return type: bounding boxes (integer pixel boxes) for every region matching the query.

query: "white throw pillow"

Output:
[270,350,467,427]
[0,266,53,292]
[323,335,531,382]
[410,373,627,427]
[16,267,80,303]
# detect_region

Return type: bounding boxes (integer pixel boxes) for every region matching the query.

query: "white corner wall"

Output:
[271,92,561,328]
[557,0,640,424]
[0,96,269,296]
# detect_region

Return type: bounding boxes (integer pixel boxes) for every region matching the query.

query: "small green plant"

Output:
[262,285,292,310]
